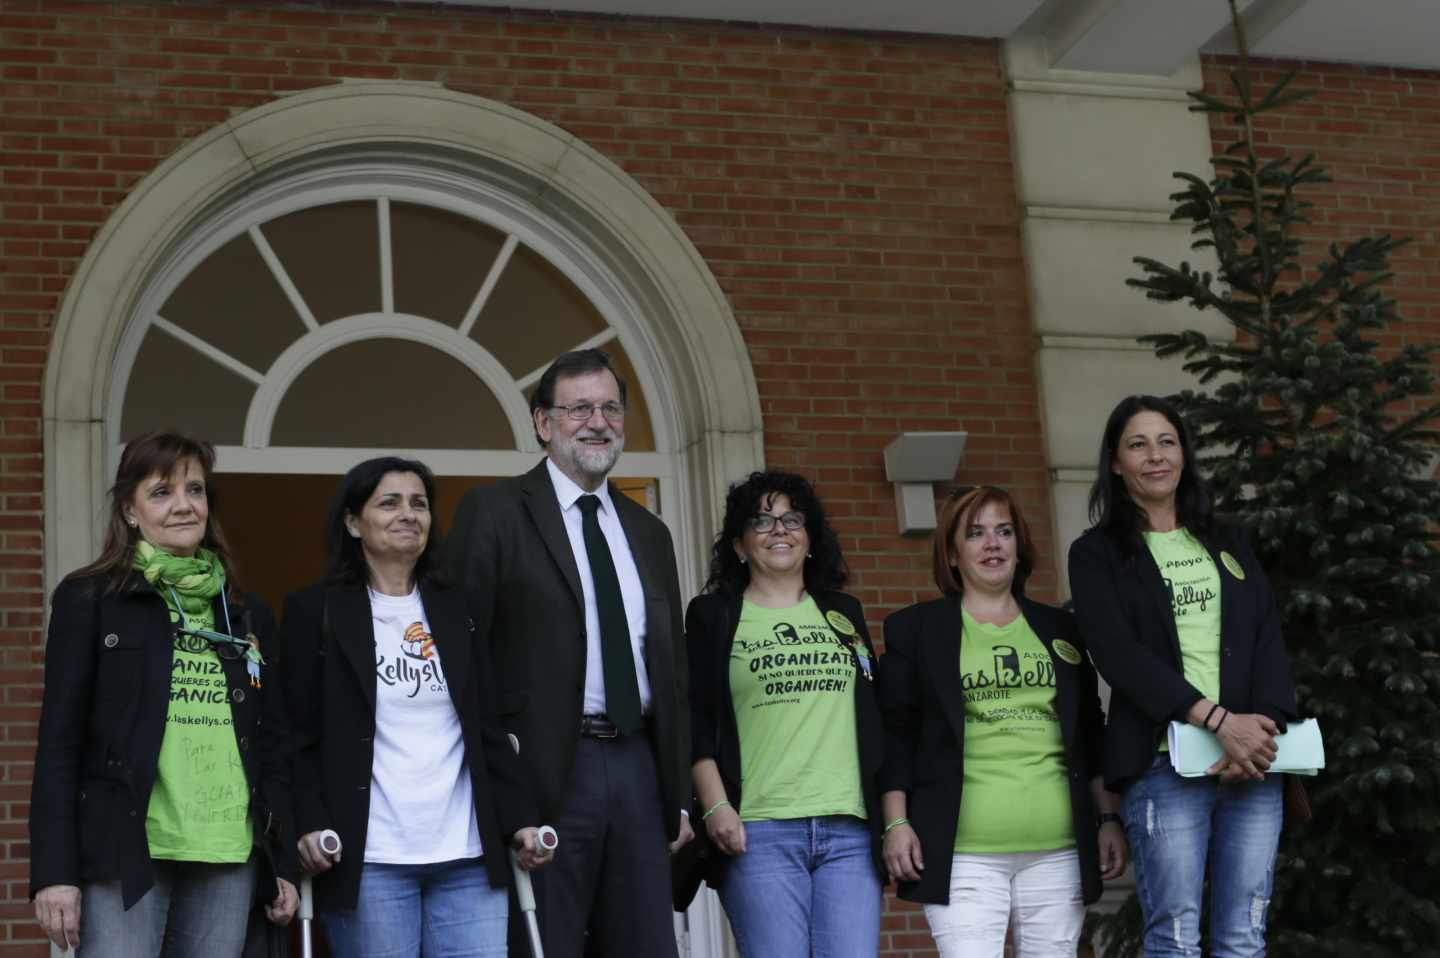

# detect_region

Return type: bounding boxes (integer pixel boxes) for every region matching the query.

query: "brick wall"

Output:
[0,2,1044,954]
[1201,55,1440,375]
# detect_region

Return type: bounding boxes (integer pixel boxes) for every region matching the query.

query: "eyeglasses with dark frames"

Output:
[173,623,251,660]
[549,401,626,423]
[748,511,806,533]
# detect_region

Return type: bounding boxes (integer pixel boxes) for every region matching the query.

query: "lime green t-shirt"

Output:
[146,596,253,863]
[1145,529,1222,704]
[728,597,867,823]
[954,610,1074,854]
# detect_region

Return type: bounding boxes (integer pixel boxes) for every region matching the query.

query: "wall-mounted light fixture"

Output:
[883,432,968,536]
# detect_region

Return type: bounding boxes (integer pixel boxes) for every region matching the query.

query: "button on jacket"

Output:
[29,573,294,908]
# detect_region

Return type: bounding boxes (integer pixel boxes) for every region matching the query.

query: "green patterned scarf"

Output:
[132,540,225,616]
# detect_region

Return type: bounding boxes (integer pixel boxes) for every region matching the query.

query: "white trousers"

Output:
[922,848,1084,958]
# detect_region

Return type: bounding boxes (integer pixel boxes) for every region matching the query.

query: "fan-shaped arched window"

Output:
[116,194,657,461]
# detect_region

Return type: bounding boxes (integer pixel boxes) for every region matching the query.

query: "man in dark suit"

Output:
[447,349,692,958]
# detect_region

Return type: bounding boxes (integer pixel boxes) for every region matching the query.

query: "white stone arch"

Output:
[45,82,764,612]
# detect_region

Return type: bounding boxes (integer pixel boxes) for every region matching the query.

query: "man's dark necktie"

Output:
[576,494,642,734]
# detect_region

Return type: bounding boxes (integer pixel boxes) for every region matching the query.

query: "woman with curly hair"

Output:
[687,472,885,958]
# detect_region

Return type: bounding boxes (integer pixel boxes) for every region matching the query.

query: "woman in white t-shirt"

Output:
[281,457,552,957]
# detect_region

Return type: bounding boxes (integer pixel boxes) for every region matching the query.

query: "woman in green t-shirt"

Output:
[1068,395,1298,957]
[688,471,886,958]
[878,486,1126,958]
[29,431,298,956]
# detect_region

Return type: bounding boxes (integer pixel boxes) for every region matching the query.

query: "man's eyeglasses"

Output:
[550,401,626,423]
[748,511,806,533]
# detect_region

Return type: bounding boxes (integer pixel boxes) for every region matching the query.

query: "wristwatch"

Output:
[1097,812,1123,827]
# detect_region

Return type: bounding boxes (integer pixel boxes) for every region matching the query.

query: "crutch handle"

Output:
[317,829,342,856]
[299,831,339,958]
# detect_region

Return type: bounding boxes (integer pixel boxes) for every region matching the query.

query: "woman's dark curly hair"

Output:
[703,471,848,596]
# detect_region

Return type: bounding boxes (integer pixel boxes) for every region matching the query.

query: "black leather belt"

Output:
[580,713,651,739]
[580,714,621,739]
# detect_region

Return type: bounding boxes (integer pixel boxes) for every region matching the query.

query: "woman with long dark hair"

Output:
[878,486,1124,957]
[687,471,886,957]
[281,457,547,957]
[1068,395,1298,955]
[30,431,297,956]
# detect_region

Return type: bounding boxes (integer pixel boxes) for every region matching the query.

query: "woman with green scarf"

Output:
[29,431,298,956]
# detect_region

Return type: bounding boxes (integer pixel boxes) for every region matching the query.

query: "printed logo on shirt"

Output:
[736,622,827,654]
[402,621,437,660]
[377,621,447,698]
[737,619,856,705]
[960,642,1055,703]
[1161,575,1217,617]
[1150,533,1221,621]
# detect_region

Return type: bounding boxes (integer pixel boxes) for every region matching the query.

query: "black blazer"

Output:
[30,573,293,908]
[686,590,886,881]
[877,595,1107,906]
[1067,524,1299,791]
[444,461,690,837]
[280,581,538,910]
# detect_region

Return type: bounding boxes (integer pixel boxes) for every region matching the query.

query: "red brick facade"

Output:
[2,4,1436,955]
[1,4,1037,953]
[1201,55,1440,384]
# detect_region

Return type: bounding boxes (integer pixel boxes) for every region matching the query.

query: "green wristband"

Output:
[701,799,732,820]
[883,817,910,835]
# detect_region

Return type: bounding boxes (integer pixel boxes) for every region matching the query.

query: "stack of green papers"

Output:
[1167,718,1325,777]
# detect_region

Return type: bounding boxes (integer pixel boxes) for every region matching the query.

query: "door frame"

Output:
[44,81,761,958]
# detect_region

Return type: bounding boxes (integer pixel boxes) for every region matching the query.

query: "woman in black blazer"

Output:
[282,457,546,957]
[688,472,885,958]
[1068,395,1299,957]
[30,432,297,956]
[878,486,1125,958]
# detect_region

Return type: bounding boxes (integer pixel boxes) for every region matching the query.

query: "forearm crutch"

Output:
[510,825,559,958]
[508,733,559,958]
[299,830,342,958]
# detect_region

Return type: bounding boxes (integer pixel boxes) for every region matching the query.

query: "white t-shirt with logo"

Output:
[364,587,482,864]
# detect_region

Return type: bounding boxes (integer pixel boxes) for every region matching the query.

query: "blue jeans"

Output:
[718,815,882,958]
[1121,756,1283,958]
[79,857,256,958]
[321,857,507,958]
